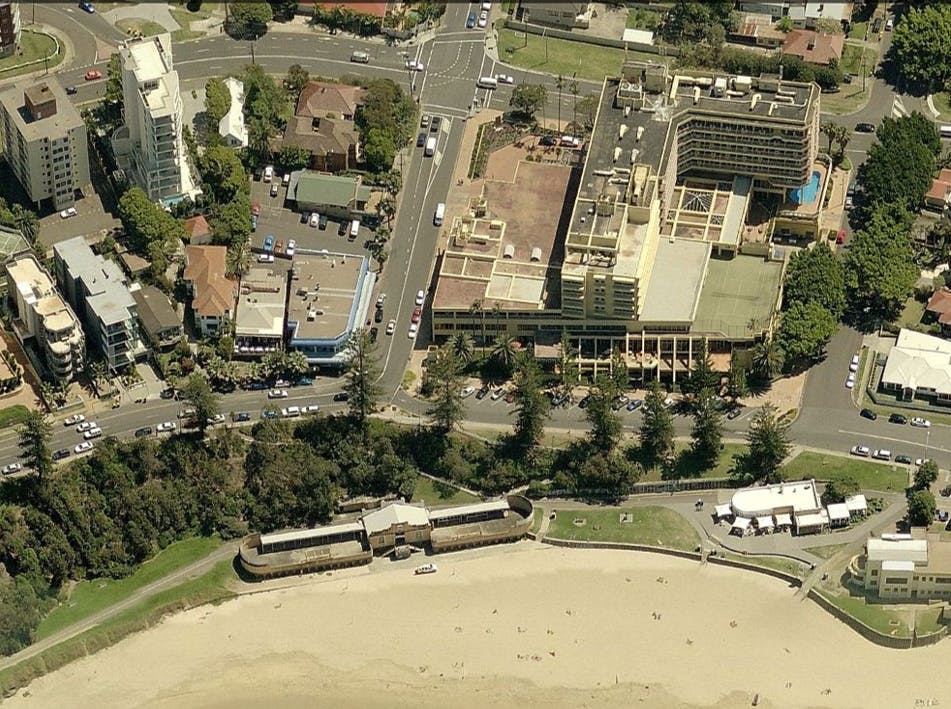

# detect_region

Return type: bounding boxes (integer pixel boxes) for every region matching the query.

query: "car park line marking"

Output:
[837,429,951,453]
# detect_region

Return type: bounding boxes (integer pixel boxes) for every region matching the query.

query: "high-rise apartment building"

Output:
[5,253,84,383]
[116,33,194,201]
[0,3,20,57]
[0,79,89,210]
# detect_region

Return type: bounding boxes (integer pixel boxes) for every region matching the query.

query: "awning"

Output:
[756,515,774,529]
[715,503,733,519]
[795,510,829,528]
[775,513,793,527]
[732,517,752,532]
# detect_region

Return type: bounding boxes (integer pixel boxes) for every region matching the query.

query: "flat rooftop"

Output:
[235,266,287,339]
[639,238,710,324]
[55,237,136,326]
[433,160,573,312]
[287,252,365,342]
[692,254,783,338]
[660,176,750,248]
[0,79,84,141]
[731,479,820,517]
[669,73,815,123]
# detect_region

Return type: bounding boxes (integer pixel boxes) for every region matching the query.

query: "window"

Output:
[884,577,908,585]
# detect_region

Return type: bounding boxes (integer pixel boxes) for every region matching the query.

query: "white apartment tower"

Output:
[0,79,90,210]
[118,33,191,201]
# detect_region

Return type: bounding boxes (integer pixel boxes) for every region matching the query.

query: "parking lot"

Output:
[248,179,376,259]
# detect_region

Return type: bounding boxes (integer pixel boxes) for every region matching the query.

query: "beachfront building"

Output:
[852,531,951,601]
[239,495,534,579]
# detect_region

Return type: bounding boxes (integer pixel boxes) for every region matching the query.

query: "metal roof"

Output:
[260,521,364,547]
[361,502,430,534]
[428,499,507,520]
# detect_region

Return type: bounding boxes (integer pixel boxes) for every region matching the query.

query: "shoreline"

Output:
[6,544,951,709]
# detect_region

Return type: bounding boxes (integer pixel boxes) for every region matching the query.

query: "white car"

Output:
[408,322,419,338]
[76,420,96,433]
[917,458,932,467]
[2,463,22,475]
[849,354,860,372]
[386,319,396,335]
[405,60,425,72]
[178,408,196,419]
[281,406,301,418]
[64,414,85,426]
[59,207,77,219]
[478,10,488,27]
[872,448,891,461]
[490,387,505,401]
[83,427,102,440]
[415,289,425,306]
[309,212,320,227]
[268,389,289,399]
[845,373,855,389]
[414,562,438,575]
[911,417,931,428]
[460,386,476,398]
[850,445,870,457]
[286,240,296,257]
[482,0,491,10]
[377,293,387,307]
[302,404,321,414]
[257,253,274,263]
[74,441,94,454]
[157,421,177,432]
[206,414,226,425]
[495,74,515,85]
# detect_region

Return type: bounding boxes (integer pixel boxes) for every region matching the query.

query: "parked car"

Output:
[76,420,96,433]
[302,405,321,414]
[157,421,177,432]
[178,408,196,420]
[888,413,908,425]
[2,463,22,475]
[84,70,102,81]
[626,399,643,412]
[386,319,396,335]
[430,116,442,133]
[281,406,301,418]
[248,381,268,391]
[268,389,289,399]
[411,307,422,324]
[836,230,846,244]
[258,253,274,263]
[578,394,591,409]
[374,308,385,324]
[53,448,71,461]
[860,408,878,421]
[466,12,476,28]
[333,392,350,402]
[417,132,427,147]
[478,10,488,27]
[911,417,931,428]
[83,427,102,440]
[60,207,78,219]
[260,409,279,420]
[850,445,871,457]
[476,384,491,400]
[206,414,226,426]
[408,322,419,339]
[79,2,95,13]
[895,455,913,465]
[263,235,274,252]
[872,448,891,461]
[490,387,505,401]
[495,74,515,85]
[415,563,438,575]
[65,86,78,95]
[286,239,296,257]
[845,373,855,389]
[275,240,283,253]
[855,122,876,133]
[233,412,251,422]
[318,214,328,230]
[415,289,426,306]
[726,406,744,420]
[75,441,95,454]
[405,60,425,72]
[611,394,630,411]
[849,354,860,372]
[134,426,153,437]
[460,386,476,398]
[420,115,430,128]
[294,377,314,386]
[350,50,370,63]
[64,414,85,426]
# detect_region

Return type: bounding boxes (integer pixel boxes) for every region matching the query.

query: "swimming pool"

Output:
[789,170,821,205]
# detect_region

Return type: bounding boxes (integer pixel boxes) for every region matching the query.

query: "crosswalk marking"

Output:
[891,97,908,119]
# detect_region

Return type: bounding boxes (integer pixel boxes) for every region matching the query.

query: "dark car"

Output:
[159,388,175,400]
[466,11,476,28]
[430,116,442,134]
[134,426,153,438]
[333,392,350,402]
[888,413,908,425]
[476,384,491,400]
[726,405,744,420]
[860,408,878,421]
[338,221,348,236]
[416,132,427,148]
[872,17,882,33]
[895,455,913,465]
[248,381,268,391]
[300,212,309,224]
[539,134,557,146]
[294,377,314,386]
[66,86,78,95]
[374,307,384,323]
[53,448,71,461]
[855,122,876,133]
[233,412,251,422]
[319,214,328,230]
[626,399,643,412]
[578,395,591,409]
[369,327,379,342]
[261,409,279,419]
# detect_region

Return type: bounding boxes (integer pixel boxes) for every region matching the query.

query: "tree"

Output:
[726,361,749,402]
[284,64,310,95]
[860,113,940,214]
[915,460,940,491]
[690,388,723,469]
[182,373,220,436]
[363,127,397,173]
[746,403,791,483]
[226,240,252,278]
[820,476,860,506]
[511,353,549,448]
[17,411,51,484]
[490,335,519,373]
[426,346,465,432]
[198,144,249,204]
[585,378,623,454]
[105,53,123,106]
[575,94,599,130]
[204,78,231,126]
[751,336,785,381]
[783,241,846,320]
[907,489,938,527]
[609,346,628,395]
[574,452,642,501]
[821,120,847,157]
[354,78,416,166]
[776,300,838,366]
[448,332,474,365]
[10,204,38,246]
[844,203,918,322]
[681,340,718,398]
[662,0,736,44]
[277,144,311,172]
[343,329,382,433]
[118,187,187,254]
[889,4,951,88]
[227,1,273,39]
[558,332,580,397]
[210,197,252,247]
[509,84,548,121]
[639,381,674,466]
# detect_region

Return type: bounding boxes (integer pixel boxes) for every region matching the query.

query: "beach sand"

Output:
[7,544,949,709]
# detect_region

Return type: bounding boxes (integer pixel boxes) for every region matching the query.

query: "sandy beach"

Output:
[6,543,949,709]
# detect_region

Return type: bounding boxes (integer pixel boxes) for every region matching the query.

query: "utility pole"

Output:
[249,41,255,65]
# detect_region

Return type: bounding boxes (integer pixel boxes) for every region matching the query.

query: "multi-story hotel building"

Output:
[0,79,90,210]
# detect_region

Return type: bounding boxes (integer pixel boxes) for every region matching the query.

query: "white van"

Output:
[477,76,498,90]
[434,202,445,226]
[424,136,437,157]
[349,219,360,239]
[263,165,274,182]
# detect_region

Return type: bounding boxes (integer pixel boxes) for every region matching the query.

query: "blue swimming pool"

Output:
[789,170,821,205]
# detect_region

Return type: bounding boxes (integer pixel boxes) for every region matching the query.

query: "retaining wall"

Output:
[502,18,680,57]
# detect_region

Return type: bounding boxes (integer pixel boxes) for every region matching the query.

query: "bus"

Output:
[424,136,437,157]
[433,202,445,226]
[477,76,498,90]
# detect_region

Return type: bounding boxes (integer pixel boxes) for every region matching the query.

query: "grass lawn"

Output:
[36,536,222,640]
[640,441,747,482]
[532,507,544,533]
[626,8,663,31]
[894,297,926,332]
[170,7,211,42]
[933,92,951,121]
[804,543,848,560]
[820,589,911,637]
[497,27,668,82]
[841,44,878,78]
[847,21,868,40]
[784,451,907,492]
[720,551,805,577]
[0,31,63,79]
[0,404,30,429]
[916,606,945,635]
[115,18,167,38]
[547,506,700,551]
[411,476,479,506]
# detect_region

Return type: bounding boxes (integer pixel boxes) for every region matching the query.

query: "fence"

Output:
[502,18,680,58]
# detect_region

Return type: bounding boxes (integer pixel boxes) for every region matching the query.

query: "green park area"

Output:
[640,441,747,481]
[170,5,215,42]
[546,506,699,551]
[719,551,805,577]
[36,536,222,640]
[933,92,951,121]
[784,451,908,492]
[804,543,848,561]
[411,476,479,506]
[114,18,167,39]
[0,404,30,429]
[819,589,913,638]
[0,31,63,79]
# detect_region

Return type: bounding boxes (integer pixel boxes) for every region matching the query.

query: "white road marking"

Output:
[837,429,951,453]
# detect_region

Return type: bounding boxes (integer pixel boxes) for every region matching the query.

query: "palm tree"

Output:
[247,117,275,164]
[469,299,485,351]
[449,332,475,365]
[569,80,580,131]
[555,74,566,130]
[490,335,518,371]
[226,241,251,278]
[11,204,38,245]
[752,337,785,380]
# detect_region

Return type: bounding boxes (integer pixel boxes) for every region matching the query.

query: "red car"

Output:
[275,240,283,253]
[84,70,102,81]
[251,202,261,217]
[411,307,421,324]
[836,230,845,244]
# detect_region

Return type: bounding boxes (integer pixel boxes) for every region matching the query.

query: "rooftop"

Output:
[132,285,181,337]
[432,160,573,312]
[638,238,709,324]
[235,266,287,339]
[731,479,821,517]
[659,176,751,247]
[283,115,359,158]
[0,78,84,141]
[287,252,367,343]
[183,245,235,318]
[882,329,951,396]
[183,214,213,242]
[692,254,783,338]
[6,254,80,336]
[926,289,951,326]
[55,237,136,326]
[289,171,371,209]
[867,537,929,564]
[296,81,365,119]
[782,29,845,66]
[361,502,430,535]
